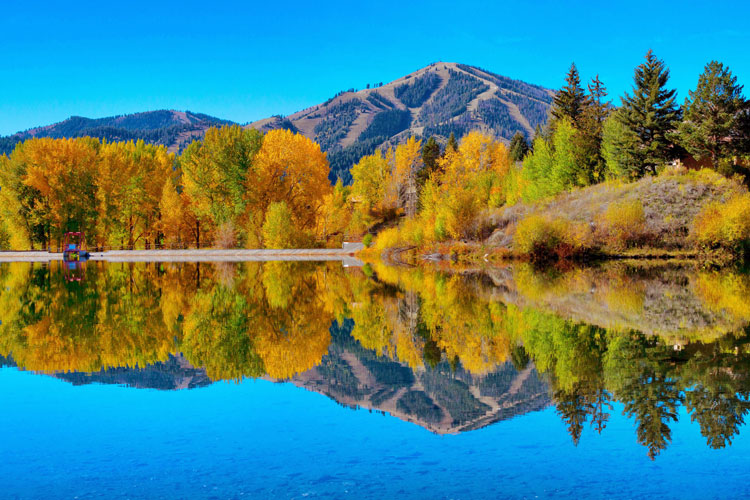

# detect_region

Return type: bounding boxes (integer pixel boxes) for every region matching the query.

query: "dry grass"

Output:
[487,169,746,258]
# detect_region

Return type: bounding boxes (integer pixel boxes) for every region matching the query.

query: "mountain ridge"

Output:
[1,63,554,180]
[247,62,554,181]
[0,109,234,155]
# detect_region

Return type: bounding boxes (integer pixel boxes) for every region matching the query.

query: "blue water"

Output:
[2,368,749,499]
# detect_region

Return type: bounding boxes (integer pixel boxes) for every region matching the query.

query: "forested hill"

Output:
[248,62,554,181]
[0,110,233,155]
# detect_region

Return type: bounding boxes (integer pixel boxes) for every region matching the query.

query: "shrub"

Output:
[433,216,447,241]
[599,199,648,249]
[213,222,237,249]
[446,189,479,239]
[373,227,405,252]
[514,215,594,261]
[401,218,425,246]
[362,233,373,248]
[262,202,296,249]
[692,194,750,252]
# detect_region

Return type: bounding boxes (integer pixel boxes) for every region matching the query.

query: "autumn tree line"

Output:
[0,128,345,251]
[1,51,748,252]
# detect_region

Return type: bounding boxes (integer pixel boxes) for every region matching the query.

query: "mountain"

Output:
[0,110,233,155]
[248,62,554,182]
[1,63,554,182]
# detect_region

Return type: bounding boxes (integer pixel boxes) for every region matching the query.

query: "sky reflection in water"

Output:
[0,260,749,498]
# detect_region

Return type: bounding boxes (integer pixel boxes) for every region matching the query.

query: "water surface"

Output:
[1,260,749,498]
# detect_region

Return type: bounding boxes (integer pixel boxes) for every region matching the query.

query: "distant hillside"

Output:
[1,63,553,182]
[0,110,233,155]
[248,62,554,182]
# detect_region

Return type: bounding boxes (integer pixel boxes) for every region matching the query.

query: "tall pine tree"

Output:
[677,60,749,170]
[618,50,681,176]
[552,63,586,125]
[417,136,442,186]
[446,132,459,152]
[509,131,530,162]
[574,75,611,182]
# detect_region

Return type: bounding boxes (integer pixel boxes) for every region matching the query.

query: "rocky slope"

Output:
[248,62,553,181]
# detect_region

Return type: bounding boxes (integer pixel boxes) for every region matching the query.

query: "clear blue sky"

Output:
[2,0,749,136]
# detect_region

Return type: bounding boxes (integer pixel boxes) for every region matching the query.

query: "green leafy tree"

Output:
[179,125,263,243]
[521,120,584,203]
[618,50,681,176]
[677,60,749,171]
[521,136,556,201]
[551,118,584,190]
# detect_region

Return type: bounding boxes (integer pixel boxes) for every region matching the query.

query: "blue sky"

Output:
[2,0,749,136]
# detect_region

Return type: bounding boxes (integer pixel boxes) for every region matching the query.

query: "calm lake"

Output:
[1,259,749,499]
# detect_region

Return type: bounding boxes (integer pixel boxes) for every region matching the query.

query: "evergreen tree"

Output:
[574,75,611,182]
[417,136,442,186]
[618,50,681,176]
[552,63,586,125]
[602,110,641,180]
[586,75,611,127]
[509,132,530,162]
[510,344,530,370]
[447,132,459,152]
[677,60,749,170]
[686,382,748,449]
[588,388,612,435]
[422,136,441,172]
[621,369,680,460]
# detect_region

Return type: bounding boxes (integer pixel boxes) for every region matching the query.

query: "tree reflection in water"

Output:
[0,260,749,458]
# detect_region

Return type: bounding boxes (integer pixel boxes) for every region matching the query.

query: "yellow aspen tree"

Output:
[251,129,332,245]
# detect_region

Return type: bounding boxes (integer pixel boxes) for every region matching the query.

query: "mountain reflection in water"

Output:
[0,259,749,459]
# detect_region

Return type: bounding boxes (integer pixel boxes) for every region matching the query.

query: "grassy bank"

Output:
[363,168,750,266]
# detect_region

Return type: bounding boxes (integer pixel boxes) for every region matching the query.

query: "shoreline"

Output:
[0,247,364,263]
[371,244,738,269]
